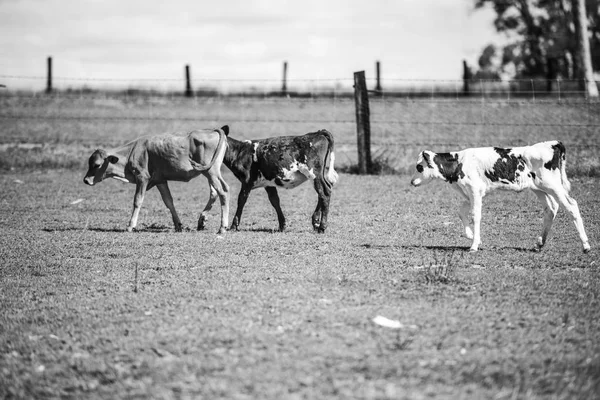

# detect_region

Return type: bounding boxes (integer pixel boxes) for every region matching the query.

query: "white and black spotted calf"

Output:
[410,141,590,253]
[199,129,338,233]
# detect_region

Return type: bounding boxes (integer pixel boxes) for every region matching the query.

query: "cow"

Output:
[198,129,338,233]
[84,126,230,233]
[410,140,590,253]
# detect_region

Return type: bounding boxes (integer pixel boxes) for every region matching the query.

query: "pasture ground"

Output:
[1,169,599,399]
[1,95,599,399]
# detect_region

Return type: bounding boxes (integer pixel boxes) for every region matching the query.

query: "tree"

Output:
[574,0,599,96]
[474,0,600,82]
[473,44,502,80]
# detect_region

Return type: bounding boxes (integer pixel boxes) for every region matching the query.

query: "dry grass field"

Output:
[1,95,599,399]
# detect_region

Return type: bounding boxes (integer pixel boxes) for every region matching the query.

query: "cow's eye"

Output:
[416,164,424,173]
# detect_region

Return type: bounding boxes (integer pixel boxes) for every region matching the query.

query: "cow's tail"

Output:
[190,126,228,172]
[557,141,571,193]
[320,129,339,188]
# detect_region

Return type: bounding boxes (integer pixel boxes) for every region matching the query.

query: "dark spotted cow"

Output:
[199,129,338,233]
[410,141,590,253]
[84,127,230,233]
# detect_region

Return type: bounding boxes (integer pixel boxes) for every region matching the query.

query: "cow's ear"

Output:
[220,125,229,136]
[422,151,434,168]
[107,155,119,164]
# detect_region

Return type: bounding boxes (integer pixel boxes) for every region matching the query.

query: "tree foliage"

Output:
[474,0,600,79]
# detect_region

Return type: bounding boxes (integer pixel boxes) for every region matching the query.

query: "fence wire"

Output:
[1,88,599,174]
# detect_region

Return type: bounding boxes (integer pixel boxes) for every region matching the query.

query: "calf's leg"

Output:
[547,187,591,253]
[458,200,474,239]
[265,187,286,231]
[311,201,322,231]
[532,189,559,250]
[128,179,148,232]
[231,184,251,231]
[206,170,230,234]
[156,183,183,232]
[198,183,218,230]
[312,178,332,233]
[469,194,483,252]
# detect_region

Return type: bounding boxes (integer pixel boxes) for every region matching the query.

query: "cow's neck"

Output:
[106,145,132,183]
[224,137,252,171]
[433,152,464,183]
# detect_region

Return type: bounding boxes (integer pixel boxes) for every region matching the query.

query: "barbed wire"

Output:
[2,92,599,105]
[2,74,598,85]
[2,113,599,128]
[0,74,356,83]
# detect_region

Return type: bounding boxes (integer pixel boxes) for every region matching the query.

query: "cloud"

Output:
[0,0,499,88]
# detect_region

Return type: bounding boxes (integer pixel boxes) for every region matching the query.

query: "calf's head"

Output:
[410,151,443,187]
[83,150,119,186]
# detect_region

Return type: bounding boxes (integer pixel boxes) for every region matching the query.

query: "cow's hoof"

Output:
[583,245,591,254]
[175,225,183,233]
[217,228,227,235]
[126,227,134,233]
[468,247,478,253]
[198,216,206,231]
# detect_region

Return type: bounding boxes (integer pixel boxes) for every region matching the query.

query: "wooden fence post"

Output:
[282,61,288,95]
[375,61,382,92]
[462,60,471,96]
[185,65,192,97]
[353,71,372,174]
[185,64,193,97]
[46,56,53,94]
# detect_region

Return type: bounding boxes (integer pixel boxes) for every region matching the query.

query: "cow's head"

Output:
[410,151,443,187]
[83,149,119,186]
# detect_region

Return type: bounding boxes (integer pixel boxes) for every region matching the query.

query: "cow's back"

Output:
[141,130,222,183]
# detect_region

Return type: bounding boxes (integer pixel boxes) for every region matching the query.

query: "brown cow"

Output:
[84,126,230,233]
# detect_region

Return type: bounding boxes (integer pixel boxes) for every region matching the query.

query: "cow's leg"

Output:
[469,194,483,252]
[198,183,218,230]
[313,177,331,233]
[547,187,590,253]
[311,201,322,231]
[231,184,251,231]
[265,187,286,231]
[128,180,148,232]
[532,189,559,250]
[206,171,230,234]
[452,186,473,239]
[156,183,183,232]
[458,199,474,240]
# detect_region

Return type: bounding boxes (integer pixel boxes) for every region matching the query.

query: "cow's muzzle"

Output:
[410,178,422,187]
[83,176,95,186]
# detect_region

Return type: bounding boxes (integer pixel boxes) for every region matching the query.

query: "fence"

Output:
[2,57,599,99]
[1,72,599,176]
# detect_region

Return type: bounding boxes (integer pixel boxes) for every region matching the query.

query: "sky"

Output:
[0,0,502,91]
